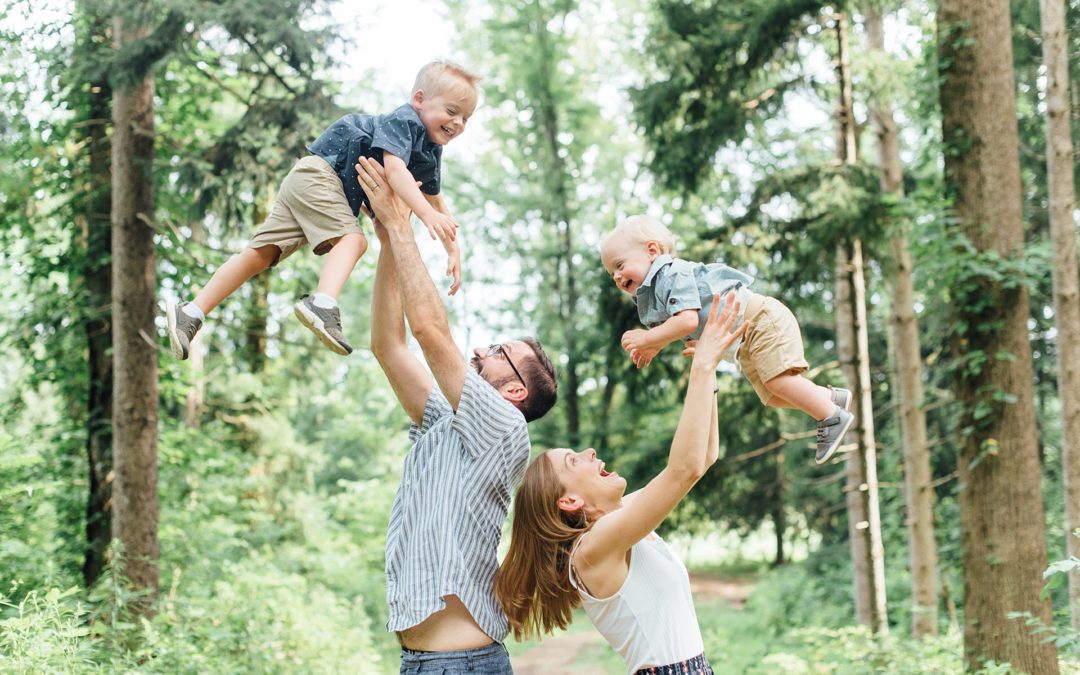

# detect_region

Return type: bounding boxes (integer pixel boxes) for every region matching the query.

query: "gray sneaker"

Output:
[816,407,854,464]
[294,295,353,356]
[830,386,852,412]
[167,300,203,360]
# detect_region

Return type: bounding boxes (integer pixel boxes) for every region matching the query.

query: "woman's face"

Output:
[547,448,626,517]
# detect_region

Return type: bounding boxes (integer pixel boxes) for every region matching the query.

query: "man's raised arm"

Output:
[358,157,469,409]
[370,221,433,424]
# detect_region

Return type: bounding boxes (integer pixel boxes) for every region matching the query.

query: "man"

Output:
[358,156,558,673]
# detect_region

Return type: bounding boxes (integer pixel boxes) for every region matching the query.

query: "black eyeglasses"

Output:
[487,343,527,389]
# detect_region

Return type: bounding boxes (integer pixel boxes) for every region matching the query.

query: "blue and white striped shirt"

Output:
[385,370,531,641]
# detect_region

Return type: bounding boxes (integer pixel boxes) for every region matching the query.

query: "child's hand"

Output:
[445,243,462,296]
[629,346,660,369]
[622,329,660,369]
[621,328,652,355]
[422,211,459,242]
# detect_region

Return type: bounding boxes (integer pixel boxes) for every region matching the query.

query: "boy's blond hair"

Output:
[602,214,677,256]
[412,60,481,102]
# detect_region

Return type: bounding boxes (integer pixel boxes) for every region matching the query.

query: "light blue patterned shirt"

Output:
[384,370,531,641]
[635,255,754,358]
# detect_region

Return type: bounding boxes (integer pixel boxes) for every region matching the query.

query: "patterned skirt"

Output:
[635,652,714,675]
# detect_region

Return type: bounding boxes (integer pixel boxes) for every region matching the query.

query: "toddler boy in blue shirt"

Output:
[168,61,477,358]
[601,215,854,464]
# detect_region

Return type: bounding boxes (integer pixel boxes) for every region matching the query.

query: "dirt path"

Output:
[510,573,751,673]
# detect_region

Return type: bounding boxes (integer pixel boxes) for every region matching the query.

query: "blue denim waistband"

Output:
[635,652,713,675]
[400,641,506,665]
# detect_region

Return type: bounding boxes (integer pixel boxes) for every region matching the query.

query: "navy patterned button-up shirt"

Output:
[307,103,442,216]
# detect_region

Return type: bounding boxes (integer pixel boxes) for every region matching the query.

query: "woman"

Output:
[495,293,744,674]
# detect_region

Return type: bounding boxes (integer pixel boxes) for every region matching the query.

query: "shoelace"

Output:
[181,315,201,340]
[816,419,832,443]
[324,308,343,332]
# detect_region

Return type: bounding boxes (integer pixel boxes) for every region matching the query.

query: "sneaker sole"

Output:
[294,302,352,356]
[166,299,189,360]
[816,412,855,465]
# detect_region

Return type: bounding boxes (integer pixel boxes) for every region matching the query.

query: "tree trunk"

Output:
[110,7,159,610]
[866,3,939,639]
[834,11,888,635]
[772,447,786,567]
[79,5,113,586]
[243,188,273,372]
[1040,0,1080,633]
[938,0,1059,670]
[530,0,580,442]
[184,220,205,428]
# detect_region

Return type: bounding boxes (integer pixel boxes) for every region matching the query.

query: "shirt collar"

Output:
[639,254,674,290]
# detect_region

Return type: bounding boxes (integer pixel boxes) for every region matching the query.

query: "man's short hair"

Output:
[517,337,557,423]
[412,60,481,101]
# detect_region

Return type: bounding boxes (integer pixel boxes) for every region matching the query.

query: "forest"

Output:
[1,0,1079,672]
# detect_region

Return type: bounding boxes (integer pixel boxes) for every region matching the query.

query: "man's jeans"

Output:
[400,642,512,674]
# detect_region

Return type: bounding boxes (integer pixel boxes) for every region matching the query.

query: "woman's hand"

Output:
[690,292,745,371]
[355,157,413,229]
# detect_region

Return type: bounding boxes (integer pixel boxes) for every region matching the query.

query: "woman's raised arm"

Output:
[580,292,744,561]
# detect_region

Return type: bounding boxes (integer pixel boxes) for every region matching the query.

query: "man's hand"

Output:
[356,157,412,229]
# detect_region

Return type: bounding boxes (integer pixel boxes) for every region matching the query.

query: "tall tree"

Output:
[834,11,889,635]
[937,0,1058,669]
[72,2,114,587]
[110,2,161,607]
[865,2,938,639]
[1040,0,1080,632]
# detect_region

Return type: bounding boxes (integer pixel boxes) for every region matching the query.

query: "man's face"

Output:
[413,79,478,146]
[471,340,529,390]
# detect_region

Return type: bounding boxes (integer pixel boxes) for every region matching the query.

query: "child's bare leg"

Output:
[316,233,368,298]
[192,245,279,315]
[763,372,835,420]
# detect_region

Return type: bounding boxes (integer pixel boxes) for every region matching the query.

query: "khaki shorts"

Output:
[249,156,362,266]
[737,293,809,405]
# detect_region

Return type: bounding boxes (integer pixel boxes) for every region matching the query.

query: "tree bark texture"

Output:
[773,447,786,567]
[244,191,271,373]
[530,0,580,442]
[938,0,1059,669]
[866,3,939,639]
[835,12,888,635]
[184,219,205,428]
[79,6,114,586]
[1040,0,1080,633]
[111,8,159,607]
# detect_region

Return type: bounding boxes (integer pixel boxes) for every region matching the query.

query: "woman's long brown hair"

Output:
[495,451,590,641]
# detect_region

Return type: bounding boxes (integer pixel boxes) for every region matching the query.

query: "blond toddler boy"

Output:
[601,215,854,463]
[168,61,477,358]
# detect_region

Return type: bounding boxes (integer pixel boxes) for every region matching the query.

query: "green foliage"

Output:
[633,0,828,192]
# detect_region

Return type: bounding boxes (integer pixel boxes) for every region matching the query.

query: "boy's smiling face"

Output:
[412,77,478,146]
[601,232,662,296]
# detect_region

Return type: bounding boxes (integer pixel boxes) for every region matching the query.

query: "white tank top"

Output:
[568,534,705,673]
